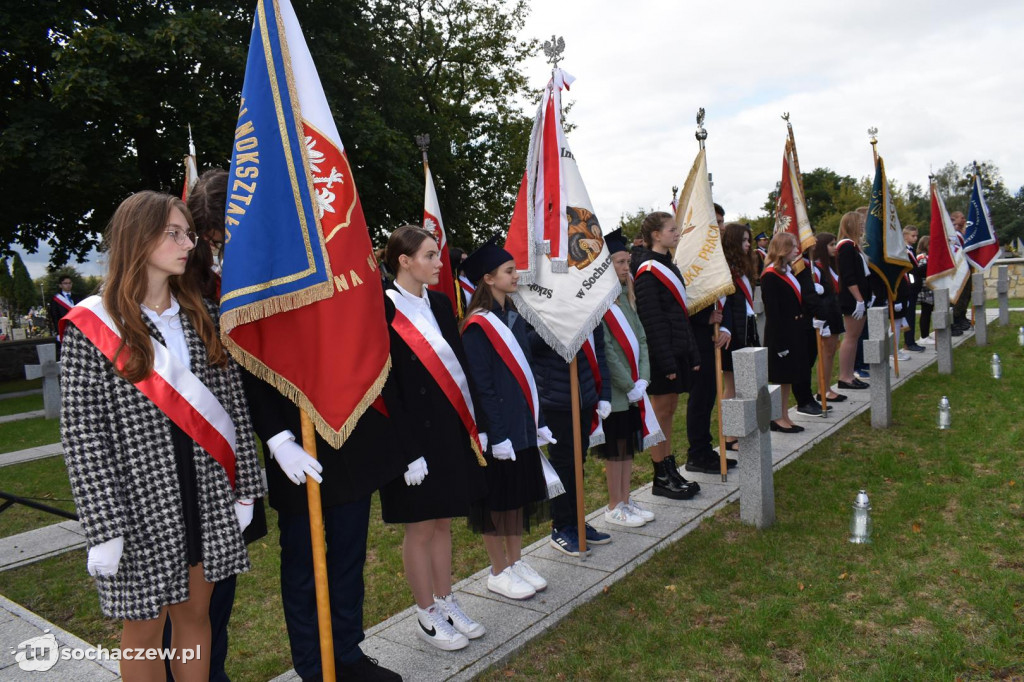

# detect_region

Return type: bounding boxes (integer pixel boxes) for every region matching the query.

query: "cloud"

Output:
[518,0,1024,225]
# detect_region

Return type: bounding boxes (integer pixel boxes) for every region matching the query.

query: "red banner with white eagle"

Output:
[423,158,459,314]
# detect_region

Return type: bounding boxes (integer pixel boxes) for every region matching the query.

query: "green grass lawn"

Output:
[0,393,44,417]
[0,378,42,395]
[985,296,1024,309]
[0,417,61,454]
[1,319,1021,680]
[0,457,76,536]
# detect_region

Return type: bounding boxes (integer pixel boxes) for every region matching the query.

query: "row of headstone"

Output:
[729,265,1010,529]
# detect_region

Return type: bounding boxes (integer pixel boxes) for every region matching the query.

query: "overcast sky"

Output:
[21,0,1022,279]
[518,0,1024,226]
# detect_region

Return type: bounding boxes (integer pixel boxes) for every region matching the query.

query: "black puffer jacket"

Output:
[529,324,611,412]
[631,247,700,377]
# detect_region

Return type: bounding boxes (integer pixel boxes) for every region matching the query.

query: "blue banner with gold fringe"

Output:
[219,0,333,328]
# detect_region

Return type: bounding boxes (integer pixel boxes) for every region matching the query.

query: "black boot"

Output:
[653,458,698,500]
[665,455,700,494]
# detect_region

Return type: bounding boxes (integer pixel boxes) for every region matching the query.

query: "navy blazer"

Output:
[462,302,545,451]
[529,322,611,413]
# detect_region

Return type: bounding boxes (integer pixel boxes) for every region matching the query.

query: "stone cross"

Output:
[996,265,1010,326]
[971,272,988,346]
[24,344,60,419]
[753,285,766,344]
[721,347,782,529]
[932,288,954,375]
[863,307,892,428]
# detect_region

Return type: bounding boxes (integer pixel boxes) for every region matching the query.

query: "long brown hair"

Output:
[185,169,228,300]
[102,191,225,382]
[813,232,838,294]
[838,211,864,243]
[640,211,673,248]
[722,222,757,281]
[763,232,798,273]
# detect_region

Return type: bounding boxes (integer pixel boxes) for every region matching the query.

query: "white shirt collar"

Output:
[394,281,429,309]
[141,295,181,322]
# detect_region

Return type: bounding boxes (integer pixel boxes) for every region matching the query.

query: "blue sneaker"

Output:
[549,527,590,557]
[584,523,612,545]
[854,368,870,379]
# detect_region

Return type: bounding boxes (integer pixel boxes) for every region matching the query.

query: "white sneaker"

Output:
[434,593,485,639]
[604,501,645,528]
[511,559,547,592]
[896,351,911,361]
[416,605,468,650]
[920,335,935,345]
[625,497,655,522]
[487,566,536,600]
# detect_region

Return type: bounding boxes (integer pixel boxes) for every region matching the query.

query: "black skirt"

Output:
[468,445,550,534]
[169,423,203,567]
[648,357,692,395]
[598,406,643,461]
[721,316,760,372]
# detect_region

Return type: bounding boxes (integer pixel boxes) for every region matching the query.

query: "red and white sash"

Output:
[458,274,476,298]
[386,290,484,463]
[733,275,754,315]
[602,304,665,449]
[60,296,237,487]
[580,334,604,445]
[461,310,540,433]
[763,265,802,305]
[636,259,688,316]
[53,293,74,312]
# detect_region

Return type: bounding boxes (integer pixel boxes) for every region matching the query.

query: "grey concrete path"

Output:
[0,390,42,401]
[0,312,998,681]
[268,318,988,682]
[0,444,63,469]
[0,521,86,573]
[0,412,45,425]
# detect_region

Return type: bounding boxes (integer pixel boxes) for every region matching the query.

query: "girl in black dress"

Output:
[812,232,847,403]
[915,236,934,341]
[631,211,700,499]
[379,226,487,651]
[836,211,871,389]
[460,241,551,601]
[760,232,806,433]
[720,222,760,449]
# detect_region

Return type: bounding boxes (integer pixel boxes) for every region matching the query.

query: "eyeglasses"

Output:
[165,228,198,246]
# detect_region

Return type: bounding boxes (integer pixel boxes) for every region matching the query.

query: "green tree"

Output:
[616,207,653,243]
[0,258,12,305]
[1,1,537,264]
[10,253,37,315]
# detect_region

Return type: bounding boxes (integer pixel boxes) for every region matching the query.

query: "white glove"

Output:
[597,401,612,420]
[897,317,908,331]
[867,295,876,308]
[478,432,489,452]
[812,318,826,331]
[894,302,903,312]
[537,426,557,446]
[272,439,323,486]
[404,457,429,485]
[626,382,645,403]
[814,283,825,295]
[87,536,124,577]
[853,300,866,319]
[234,499,254,533]
[492,438,516,461]
[820,325,831,338]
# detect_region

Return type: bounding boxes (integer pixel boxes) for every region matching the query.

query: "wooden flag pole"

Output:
[887,298,900,378]
[714,323,727,482]
[816,330,828,416]
[569,357,587,560]
[300,410,335,682]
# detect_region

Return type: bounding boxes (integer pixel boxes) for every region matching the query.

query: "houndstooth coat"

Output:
[60,302,265,621]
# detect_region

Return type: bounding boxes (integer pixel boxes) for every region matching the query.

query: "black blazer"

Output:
[242,368,410,516]
[761,268,807,384]
[837,240,871,313]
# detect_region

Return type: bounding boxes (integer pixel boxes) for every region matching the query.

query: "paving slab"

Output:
[0,443,63,468]
[0,411,45,425]
[0,521,86,572]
